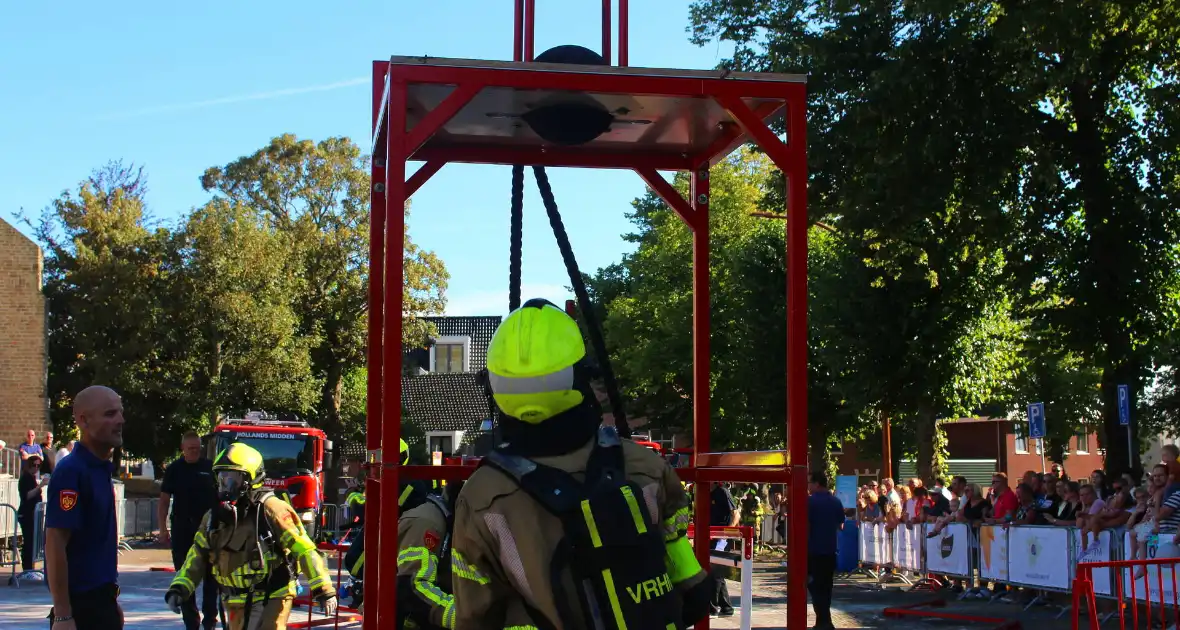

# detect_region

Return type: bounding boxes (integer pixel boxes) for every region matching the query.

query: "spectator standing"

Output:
[931,477,954,502]
[988,473,1019,523]
[158,432,218,630]
[40,432,56,473]
[56,440,74,463]
[808,472,844,630]
[45,385,125,630]
[18,454,49,573]
[708,482,737,618]
[1045,481,1082,525]
[20,429,44,462]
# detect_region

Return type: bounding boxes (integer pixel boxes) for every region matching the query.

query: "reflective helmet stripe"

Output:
[487,365,574,395]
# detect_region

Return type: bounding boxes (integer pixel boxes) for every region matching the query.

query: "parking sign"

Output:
[1118,384,1130,426]
[1028,402,1046,439]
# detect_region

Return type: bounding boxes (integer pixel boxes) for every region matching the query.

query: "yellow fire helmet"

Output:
[213,442,266,489]
[400,438,410,465]
[486,298,587,424]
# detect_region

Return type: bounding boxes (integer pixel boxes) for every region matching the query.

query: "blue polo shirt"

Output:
[45,442,118,593]
[807,489,845,556]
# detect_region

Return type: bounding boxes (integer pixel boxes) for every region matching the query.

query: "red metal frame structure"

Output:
[364,2,809,628]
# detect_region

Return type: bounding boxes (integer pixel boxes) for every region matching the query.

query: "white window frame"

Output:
[429,336,471,373]
[425,431,465,456]
[1015,431,1030,454]
[1076,427,1090,454]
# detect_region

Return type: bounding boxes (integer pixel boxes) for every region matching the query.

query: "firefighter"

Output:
[345,471,366,531]
[164,443,338,630]
[396,479,464,629]
[343,438,429,611]
[450,298,713,629]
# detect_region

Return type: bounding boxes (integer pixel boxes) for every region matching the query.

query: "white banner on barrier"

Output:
[925,522,970,576]
[1007,526,1071,590]
[861,522,885,566]
[1072,529,1112,596]
[1122,532,1180,602]
[979,525,1009,582]
[894,524,922,572]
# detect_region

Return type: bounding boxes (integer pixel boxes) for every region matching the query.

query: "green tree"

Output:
[689,0,1029,478]
[173,199,321,419]
[32,163,198,463]
[200,135,449,437]
[589,149,868,462]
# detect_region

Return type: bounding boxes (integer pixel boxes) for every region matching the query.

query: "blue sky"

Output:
[1,1,733,316]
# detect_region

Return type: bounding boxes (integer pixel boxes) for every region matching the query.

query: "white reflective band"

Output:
[488,366,575,395]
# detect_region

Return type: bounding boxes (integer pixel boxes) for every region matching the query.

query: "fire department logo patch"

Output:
[424,531,440,551]
[59,490,78,512]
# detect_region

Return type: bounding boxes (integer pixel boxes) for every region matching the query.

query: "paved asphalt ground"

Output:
[0,549,1085,629]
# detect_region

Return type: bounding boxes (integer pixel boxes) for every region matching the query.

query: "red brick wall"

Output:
[0,218,49,450]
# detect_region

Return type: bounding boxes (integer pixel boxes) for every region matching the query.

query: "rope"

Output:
[509,165,524,313]
[531,166,630,438]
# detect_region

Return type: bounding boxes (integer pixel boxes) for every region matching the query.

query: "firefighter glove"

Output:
[317,592,338,616]
[164,589,184,615]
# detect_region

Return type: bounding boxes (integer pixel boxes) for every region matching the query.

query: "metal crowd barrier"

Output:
[1073,533,1180,629]
[856,519,1125,614]
[0,448,19,479]
[116,497,160,550]
[0,503,17,584]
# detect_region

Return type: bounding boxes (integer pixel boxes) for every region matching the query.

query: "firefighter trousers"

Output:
[223,596,295,630]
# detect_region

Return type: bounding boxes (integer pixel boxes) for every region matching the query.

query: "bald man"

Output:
[45,385,126,630]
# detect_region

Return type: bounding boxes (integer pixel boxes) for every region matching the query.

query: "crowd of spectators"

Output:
[851,451,1180,599]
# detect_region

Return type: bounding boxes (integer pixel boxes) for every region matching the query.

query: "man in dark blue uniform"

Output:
[45,385,125,630]
[158,431,218,630]
[807,471,845,630]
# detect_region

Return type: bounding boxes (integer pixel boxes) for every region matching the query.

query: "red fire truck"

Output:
[207,411,333,537]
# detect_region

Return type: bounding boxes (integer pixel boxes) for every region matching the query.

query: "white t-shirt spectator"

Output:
[56,447,70,461]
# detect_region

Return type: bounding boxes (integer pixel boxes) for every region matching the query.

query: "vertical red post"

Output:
[513,0,524,62]
[690,166,711,630]
[362,61,387,630]
[618,0,629,66]
[601,0,612,65]
[785,92,810,630]
[379,77,408,628]
[523,0,536,61]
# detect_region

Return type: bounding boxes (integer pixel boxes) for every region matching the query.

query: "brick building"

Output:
[0,217,49,450]
[832,416,1105,487]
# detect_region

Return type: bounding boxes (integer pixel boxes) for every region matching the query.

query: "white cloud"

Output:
[443,283,573,316]
[97,77,369,120]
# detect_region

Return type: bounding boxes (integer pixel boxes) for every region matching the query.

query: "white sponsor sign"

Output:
[925,523,971,577]
[1122,532,1180,602]
[1071,529,1112,596]
[860,522,885,566]
[979,525,1009,582]
[1008,526,1071,590]
[894,524,922,572]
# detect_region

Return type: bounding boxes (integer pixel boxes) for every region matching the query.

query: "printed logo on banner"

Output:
[940,532,955,558]
[1027,534,1041,566]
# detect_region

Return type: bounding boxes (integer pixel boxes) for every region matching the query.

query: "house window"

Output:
[430,336,470,373]
[428,434,454,457]
[1076,427,1090,454]
[829,441,844,455]
[1015,431,1029,454]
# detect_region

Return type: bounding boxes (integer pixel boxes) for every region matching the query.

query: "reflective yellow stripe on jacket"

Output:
[399,546,456,628]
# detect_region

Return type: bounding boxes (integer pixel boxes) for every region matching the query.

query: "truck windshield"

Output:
[216,433,315,475]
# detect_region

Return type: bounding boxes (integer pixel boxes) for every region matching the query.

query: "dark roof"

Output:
[421,316,501,371]
[402,372,492,433]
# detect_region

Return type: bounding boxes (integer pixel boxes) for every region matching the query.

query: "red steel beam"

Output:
[618,0,629,67]
[601,0,611,65]
[635,168,696,227]
[406,160,445,197]
[413,144,693,171]
[691,100,785,169]
[513,0,524,62]
[362,62,387,630]
[387,63,807,100]
[690,166,712,623]
[400,465,477,482]
[379,78,409,629]
[523,0,535,61]
[405,84,482,156]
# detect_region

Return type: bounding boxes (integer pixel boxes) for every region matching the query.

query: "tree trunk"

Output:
[915,412,937,483]
[1070,83,1140,479]
[808,416,828,474]
[321,361,345,438]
